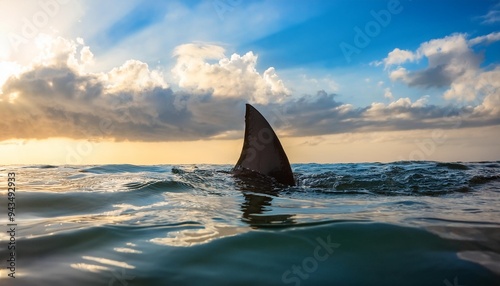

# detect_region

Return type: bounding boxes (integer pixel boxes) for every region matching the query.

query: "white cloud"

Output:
[171,43,289,104]
[104,59,167,93]
[0,61,22,94]
[335,104,354,114]
[445,66,500,106]
[383,48,419,68]
[380,34,476,70]
[33,34,81,67]
[380,33,499,112]
[411,95,429,108]
[389,67,408,82]
[417,33,471,58]
[173,43,226,61]
[364,96,431,121]
[263,67,289,98]
[384,87,394,100]
[388,97,412,109]
[80,46,94,66]
[469,31,500,45]
[385,34,479,83]
[475,88,500,116]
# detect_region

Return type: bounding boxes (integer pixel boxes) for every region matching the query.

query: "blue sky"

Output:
[0,0,499,163]
[80,0,500,107]
[243,0,500,67]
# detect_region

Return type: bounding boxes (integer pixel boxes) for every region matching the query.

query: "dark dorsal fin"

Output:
[234,104,295,186]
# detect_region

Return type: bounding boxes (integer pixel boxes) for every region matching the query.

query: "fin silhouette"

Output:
[234,104,295,186]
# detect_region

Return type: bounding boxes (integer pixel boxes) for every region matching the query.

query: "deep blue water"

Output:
[0,161,499,285]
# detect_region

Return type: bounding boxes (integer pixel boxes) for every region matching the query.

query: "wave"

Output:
[124,180,194,192]
[3,162,499,285]
[469,175,500,185]
[436,162,469,170]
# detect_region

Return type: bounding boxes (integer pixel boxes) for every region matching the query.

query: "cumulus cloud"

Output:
[389,67,408,82]
[104,59,167,93]
[0,36,246,141]
[171,43,289,104]
[382,33,500,106]
[385,34,482,88]
[382,48,418,68]
[0,35,499,142]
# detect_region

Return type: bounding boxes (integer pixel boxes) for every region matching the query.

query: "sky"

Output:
[0,0,499,165]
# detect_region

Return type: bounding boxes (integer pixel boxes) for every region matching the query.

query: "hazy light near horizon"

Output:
[2,125,498,165]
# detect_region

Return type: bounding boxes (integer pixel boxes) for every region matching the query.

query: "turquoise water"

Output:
[0,162,499,285]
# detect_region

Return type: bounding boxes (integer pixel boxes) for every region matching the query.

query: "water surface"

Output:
[0,162,499,285]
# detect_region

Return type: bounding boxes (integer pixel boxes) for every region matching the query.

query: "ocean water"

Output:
[0,161,499,286]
